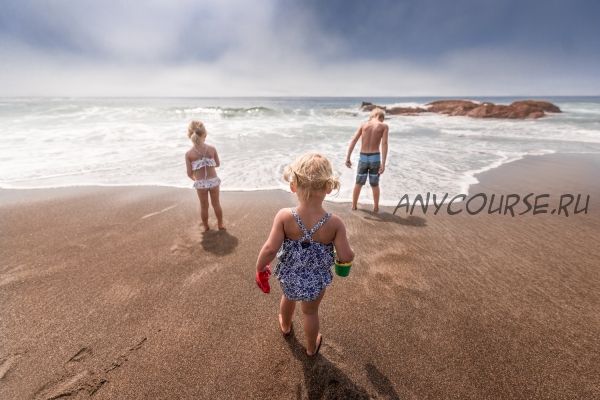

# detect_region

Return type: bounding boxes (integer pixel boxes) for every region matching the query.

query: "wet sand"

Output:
[1,153,599,399]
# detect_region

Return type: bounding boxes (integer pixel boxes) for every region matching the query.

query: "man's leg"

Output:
[369,158,381,212]
[352,184,362,210]
[371,185,380,212]
[354,158,368,210]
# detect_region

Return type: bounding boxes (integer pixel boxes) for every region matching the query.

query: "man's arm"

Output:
[379,125,389,175]
[345,124,363,168]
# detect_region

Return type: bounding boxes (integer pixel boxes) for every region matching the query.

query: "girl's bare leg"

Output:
[196,189,210,231]
[301,289,325,355]
[209,186,225,230]
[279,295,295,334]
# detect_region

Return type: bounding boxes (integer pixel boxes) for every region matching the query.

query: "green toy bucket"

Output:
[334,262,352,277]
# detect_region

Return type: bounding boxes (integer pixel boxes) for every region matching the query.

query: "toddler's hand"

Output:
[256,265,271,294]
[345,159,352,168]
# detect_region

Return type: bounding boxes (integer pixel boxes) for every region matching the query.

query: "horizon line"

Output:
[1,94,599,99]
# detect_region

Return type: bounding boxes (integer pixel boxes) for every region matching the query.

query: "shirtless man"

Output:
[345,108,389,212]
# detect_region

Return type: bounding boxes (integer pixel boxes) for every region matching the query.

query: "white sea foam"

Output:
[1,97,599,205]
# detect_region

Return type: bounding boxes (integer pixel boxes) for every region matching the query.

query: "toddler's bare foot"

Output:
[218,224,226,231]
[373,207,379,213]
[278,314,292,336]
[306,333,323,356]
[202,224,210,232]
[351,205,357,211]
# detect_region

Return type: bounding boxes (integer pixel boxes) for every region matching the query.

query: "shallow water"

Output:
[1,97,599,205]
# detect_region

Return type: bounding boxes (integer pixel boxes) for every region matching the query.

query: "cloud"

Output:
[0,0,598,96]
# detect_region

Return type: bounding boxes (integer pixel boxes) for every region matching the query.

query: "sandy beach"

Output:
[1,153,599,399]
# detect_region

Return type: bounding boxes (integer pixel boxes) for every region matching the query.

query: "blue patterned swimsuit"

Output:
[274,208,335,302]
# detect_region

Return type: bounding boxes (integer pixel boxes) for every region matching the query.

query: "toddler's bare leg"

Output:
[209,187,225,230]
[196,189,210,231]
[301,289,325,355]
[279,295,295,333]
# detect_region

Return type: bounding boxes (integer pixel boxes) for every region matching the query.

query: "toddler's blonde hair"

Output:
[370,107,385,121]
[187,120,207,145]
[284,153,340,200]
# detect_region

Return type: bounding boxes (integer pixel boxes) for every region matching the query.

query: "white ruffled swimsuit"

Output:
[191,148,221,189]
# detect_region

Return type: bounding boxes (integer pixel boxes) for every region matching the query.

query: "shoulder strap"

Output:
[308,212,331,238]
[290,208,310,241]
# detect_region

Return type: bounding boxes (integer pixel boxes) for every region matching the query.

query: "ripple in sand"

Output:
[103,282,139,304]
[0,263,66,287]
[140,203,178,220]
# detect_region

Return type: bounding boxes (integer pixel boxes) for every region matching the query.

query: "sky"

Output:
[0,0,599,96]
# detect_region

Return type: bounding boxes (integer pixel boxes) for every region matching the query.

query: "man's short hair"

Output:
[370,108,385,121]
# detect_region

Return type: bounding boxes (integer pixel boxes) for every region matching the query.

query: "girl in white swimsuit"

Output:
[185,121,225,231]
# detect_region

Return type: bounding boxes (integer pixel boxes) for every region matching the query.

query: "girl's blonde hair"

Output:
[283,153,340,200]
[187,120,207,145]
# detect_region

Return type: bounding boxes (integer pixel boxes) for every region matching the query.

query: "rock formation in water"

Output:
[359,100,561,119]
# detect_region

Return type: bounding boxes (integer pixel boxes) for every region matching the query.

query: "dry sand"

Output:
[1,153,599,399]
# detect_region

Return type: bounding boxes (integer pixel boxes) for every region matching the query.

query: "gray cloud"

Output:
[0,0,598,96]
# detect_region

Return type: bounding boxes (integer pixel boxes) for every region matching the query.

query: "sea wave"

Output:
[1,97,599,205]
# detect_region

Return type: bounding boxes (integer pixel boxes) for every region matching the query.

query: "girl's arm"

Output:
[185,153,194,180]
[213,147,220,167]
[333,218,354,263]
[256,209,287,272]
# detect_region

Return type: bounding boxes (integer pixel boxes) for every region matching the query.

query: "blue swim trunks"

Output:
[356,152,381,186]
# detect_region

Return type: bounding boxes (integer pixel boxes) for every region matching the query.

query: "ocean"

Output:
[1,97,599,205]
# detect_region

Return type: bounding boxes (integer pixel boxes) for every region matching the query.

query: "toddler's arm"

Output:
[333,217,354,263]
[256,209,286,272]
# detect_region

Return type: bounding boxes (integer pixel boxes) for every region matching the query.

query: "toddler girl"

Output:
[256,153,354,356]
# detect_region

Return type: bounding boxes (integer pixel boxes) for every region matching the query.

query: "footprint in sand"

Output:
[35,337,148,398]
[104,355,128,373]
[67,347,92,363]
[0,352,26,380]
[105,337,147,373]
[370,251,427,288]
[34,370,107,399]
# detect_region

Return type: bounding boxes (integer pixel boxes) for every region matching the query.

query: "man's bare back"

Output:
[359,119,388,153]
